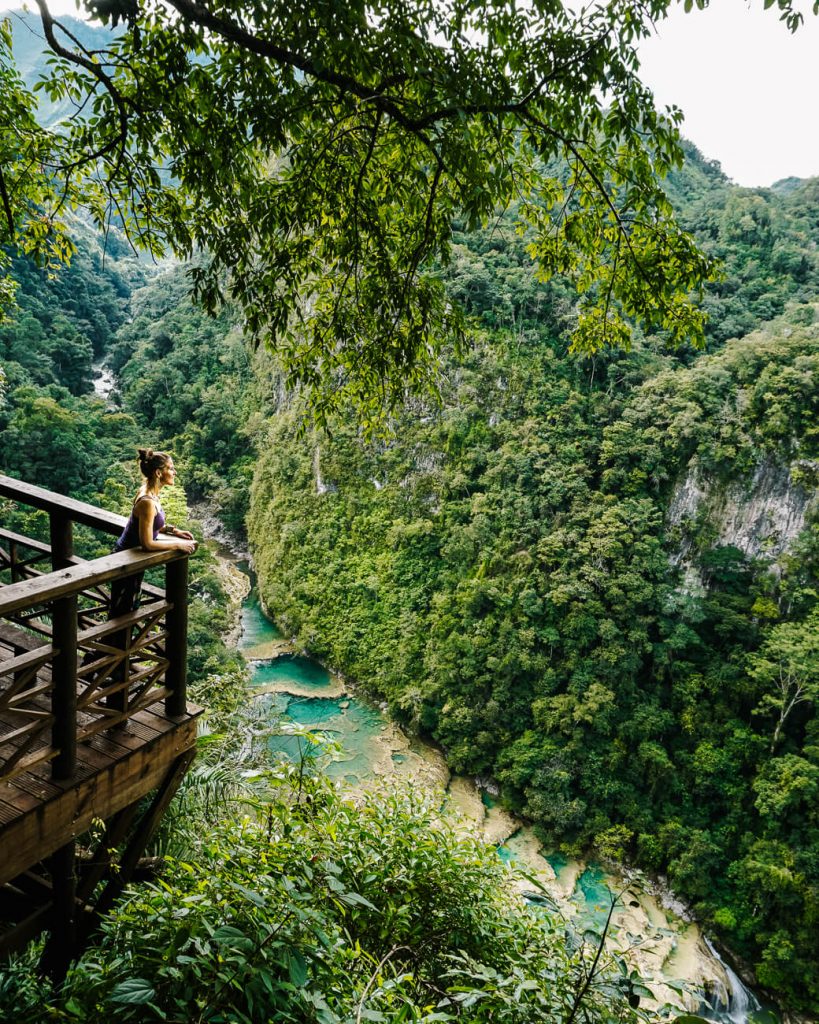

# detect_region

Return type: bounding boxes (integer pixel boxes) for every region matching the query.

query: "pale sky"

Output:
[637,1,819,187]
[2,0,818,187]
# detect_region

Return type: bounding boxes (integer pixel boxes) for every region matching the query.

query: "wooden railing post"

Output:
[49,511,73,570]
[50,510,77,780]
[41,840,77,981]
[51,592,78,779]
[165,556,188,717]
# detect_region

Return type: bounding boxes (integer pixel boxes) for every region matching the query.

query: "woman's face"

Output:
[158,459,177,486]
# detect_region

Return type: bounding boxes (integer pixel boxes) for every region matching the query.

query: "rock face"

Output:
[668,456,816,574]
[313,445,339,495]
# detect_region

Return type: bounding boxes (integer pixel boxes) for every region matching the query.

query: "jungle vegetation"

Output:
[245,162,819,1009]
[2,140,818,1012]
[0,1,818,1016]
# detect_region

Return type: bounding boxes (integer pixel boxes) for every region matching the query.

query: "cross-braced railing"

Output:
[0,474,189,785]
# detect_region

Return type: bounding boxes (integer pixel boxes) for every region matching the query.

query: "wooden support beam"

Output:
[49,512,73,571]
[92,747,196,921]
[74,804,142,903]
[0,528,52,556]
[40,840,77,982]
[0,715,199,886]
[0,475,127,537]
[0,548,180,619]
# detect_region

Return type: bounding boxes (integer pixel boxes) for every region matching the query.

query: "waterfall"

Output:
[702,937,762,1024]
[91,359,117,404]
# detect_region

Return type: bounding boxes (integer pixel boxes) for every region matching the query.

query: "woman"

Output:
[109,448,197,617]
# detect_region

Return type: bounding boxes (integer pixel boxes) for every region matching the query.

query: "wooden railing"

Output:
[0,474,189,785]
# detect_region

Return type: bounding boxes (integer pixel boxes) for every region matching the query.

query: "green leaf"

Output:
[109,978,156,1005]
[213,925,253,947]
[287,948,309,987]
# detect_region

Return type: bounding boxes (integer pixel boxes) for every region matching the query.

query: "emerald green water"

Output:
[574,867,614,932]
[265,694,385,785]
[240,590,283,649]
[240,583,623,919]
[253,654,331,691]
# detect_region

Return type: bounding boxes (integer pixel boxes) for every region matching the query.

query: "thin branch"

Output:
[0,166,15,238]
[521,108,690,327]
[564,892,620,1024]
[355,945,413,1024]
[34,0,130,171]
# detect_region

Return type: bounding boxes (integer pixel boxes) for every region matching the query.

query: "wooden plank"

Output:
[0,529,52,555]
[0,548,182,618]
[0,475,127,537]
[77,602,171,645]
[0,647,54,684]
[139,707,182,734]
[84,731,134,760]
[8,771,64,802]
[116,716,164,743]
[74,742,114,773]
[6,682,51,706]
[0,530,165,602]
[0,622,47,652]
[0,748,56,783]
[0,787,41,816]
[0,715,199,885]
[0,801,21,825]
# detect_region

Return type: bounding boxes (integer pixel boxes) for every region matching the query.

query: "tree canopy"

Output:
[0,0,815,417]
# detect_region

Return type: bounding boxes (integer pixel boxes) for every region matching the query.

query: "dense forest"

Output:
[244,151,819,1010]
[1,92,818,1024]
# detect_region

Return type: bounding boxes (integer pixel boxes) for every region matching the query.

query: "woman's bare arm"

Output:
[136,498,196,554]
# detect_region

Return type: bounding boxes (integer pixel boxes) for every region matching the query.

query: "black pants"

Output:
[109,571,144,619]
[80,561,142,671]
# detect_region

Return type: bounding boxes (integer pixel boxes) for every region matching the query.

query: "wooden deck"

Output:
[0,617,199,886]
[0,474,201,973]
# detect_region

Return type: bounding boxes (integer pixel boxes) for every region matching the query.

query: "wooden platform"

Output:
[0,473,200,974]
[0,702,199,887]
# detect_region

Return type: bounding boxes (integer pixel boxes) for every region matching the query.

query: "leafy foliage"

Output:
[109,264,257,533]
[2,776,663,1024]
[3,31,819,1010]
[0,1,731,419]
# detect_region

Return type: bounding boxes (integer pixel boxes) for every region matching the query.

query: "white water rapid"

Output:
[702,937,763,1024]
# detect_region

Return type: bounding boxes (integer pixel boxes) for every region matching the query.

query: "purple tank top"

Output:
[114,497,166,551]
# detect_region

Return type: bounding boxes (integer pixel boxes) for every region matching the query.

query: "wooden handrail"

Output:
[0,474,127,536]
[0,548,181,617]
[0,527,165,601]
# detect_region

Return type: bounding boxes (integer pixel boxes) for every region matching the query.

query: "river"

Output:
[214,546,774,1024]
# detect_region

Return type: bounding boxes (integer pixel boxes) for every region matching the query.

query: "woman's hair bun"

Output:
[137,447,170,478]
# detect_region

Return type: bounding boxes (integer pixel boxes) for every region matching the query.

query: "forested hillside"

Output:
[0,233,666,1024]
[4,0,819,1018]
[0,224,144,497]
[245,157,819,1010]
[1,133,817,1011]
